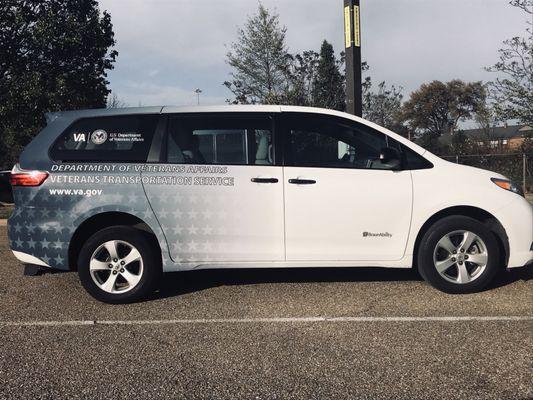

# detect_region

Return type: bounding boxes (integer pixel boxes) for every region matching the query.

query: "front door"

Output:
[281,113,413,262]
[142,113,284,263]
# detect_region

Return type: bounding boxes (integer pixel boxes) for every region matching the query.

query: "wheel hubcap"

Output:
[89,240,143,294]
[433,230,488,284]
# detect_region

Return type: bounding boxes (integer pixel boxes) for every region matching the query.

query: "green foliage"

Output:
[224,4,290,104]
[486,0,533,125]
[401,80,487,138]
[363,81,404,133]
[283,50,320,107]
[224,3,403,126]
[311,41,345,111]
[0,0,117,169]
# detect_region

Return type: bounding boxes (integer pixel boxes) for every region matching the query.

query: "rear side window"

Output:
[50,115,158,162]
[166,114,274,165]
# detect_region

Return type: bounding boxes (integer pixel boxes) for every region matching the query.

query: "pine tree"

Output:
[224,4,290,104]
[312,41,345,111]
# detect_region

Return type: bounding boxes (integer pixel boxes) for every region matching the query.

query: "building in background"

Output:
[465,125,532,150]
[441,125,532,151]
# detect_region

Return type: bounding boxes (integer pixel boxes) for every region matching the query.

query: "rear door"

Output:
[281,112,413,262]
[142,113,285,263]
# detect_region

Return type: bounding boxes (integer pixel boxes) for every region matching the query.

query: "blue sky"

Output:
[98,0,528,108]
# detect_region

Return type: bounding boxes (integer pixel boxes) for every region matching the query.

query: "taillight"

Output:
[10,166,49,187]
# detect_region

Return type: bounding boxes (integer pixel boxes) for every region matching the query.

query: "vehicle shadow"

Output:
[152,265,532,300]
[153,267,421,299]
[489,265,533,289]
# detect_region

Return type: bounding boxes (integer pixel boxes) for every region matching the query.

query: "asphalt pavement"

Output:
[0,226,531,400]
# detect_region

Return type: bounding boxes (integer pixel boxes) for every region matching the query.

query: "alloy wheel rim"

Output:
[89,240,144,294]
[433,230,488,284]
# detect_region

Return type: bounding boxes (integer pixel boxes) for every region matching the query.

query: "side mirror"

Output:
[379,147,402,169]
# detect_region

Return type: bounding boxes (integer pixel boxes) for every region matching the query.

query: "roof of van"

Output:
[46,105,368,124]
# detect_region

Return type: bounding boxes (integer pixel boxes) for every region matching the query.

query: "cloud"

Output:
[114,81,227,107]
[99,0,528,105]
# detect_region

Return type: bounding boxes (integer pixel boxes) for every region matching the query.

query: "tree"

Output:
[107,92,128,109]
[363,81,404,133]
[401,80,487,138]
[224,4,291,104]
[283,50,319,107]
[0,0,117,169]
[311,40,345,111]
[224,3,405,124]
[486,0,533,125]
[284,41,345,110]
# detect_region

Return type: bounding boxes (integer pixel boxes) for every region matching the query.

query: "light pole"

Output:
[343,0,362,117]
[195,88,202,105]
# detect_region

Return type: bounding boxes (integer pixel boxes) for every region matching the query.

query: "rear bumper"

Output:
[12,250,52,268]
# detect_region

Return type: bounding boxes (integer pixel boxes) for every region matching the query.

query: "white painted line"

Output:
[0,316,532,328]
[0,320,96,327]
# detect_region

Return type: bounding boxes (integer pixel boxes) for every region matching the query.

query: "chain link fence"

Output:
[440,153,532,195]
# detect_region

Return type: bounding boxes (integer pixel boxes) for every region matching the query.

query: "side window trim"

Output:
[146,115,167,163]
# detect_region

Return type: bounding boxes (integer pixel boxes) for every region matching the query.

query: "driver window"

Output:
[286,115,390,169]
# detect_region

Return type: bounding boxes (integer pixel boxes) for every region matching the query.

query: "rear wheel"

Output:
[78,226,161,303]
[417,216,500,294]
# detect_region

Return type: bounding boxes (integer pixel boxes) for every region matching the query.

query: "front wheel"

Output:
[417,216,500,294]
[78,226,161,303]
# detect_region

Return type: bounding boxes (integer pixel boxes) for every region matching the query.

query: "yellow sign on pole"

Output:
[344,6,351,48]
[353,5,361,47]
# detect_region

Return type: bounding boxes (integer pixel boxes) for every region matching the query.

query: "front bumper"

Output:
[495,197,533,268]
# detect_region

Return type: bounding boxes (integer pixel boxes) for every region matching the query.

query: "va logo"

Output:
[73,133,86,142]
[90,129,108,145]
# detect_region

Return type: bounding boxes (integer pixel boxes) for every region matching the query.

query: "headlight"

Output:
[491,178,524,197]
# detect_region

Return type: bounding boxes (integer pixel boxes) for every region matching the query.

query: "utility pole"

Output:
[195,88,202,105]
[343,0,362,117]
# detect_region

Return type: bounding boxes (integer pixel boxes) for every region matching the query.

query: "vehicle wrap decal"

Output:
[7,163,172,271]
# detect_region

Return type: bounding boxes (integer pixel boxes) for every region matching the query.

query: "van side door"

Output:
[281,112,413,262]
[142,113,285,264]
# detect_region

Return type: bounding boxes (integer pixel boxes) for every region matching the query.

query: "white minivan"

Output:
[8,105,533,303]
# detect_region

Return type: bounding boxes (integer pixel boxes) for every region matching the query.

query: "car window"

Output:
[50,115,158,162]
[166,115,274,165]
[401,145,434,170]
[284,114,391,170]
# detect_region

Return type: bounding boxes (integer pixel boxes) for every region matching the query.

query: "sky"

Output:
[98,0,529,108]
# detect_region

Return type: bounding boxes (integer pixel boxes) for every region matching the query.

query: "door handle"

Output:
[251,177,279,183]
[288,178,316,185]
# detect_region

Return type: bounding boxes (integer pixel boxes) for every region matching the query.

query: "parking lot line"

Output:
[1,315,531,328]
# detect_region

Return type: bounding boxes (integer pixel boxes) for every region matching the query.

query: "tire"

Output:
[417,216,500,294]
[78,226,161,303]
